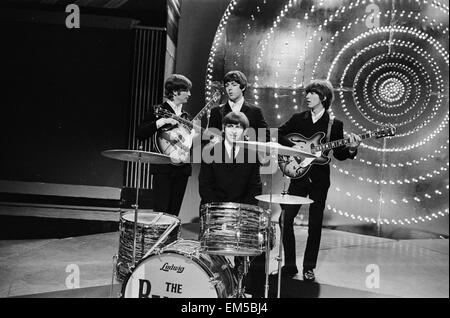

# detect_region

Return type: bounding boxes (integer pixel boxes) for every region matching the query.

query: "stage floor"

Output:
[0,224,448,298]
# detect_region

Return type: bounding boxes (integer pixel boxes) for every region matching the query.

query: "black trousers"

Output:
[152,174,189,217]
[280,178,329,270]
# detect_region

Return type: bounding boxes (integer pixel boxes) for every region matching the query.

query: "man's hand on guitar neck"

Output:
[347,133,361,153]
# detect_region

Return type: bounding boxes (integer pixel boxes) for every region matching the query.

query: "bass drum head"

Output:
[122,241,234,298]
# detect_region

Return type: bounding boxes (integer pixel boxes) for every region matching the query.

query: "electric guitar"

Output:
[278,125,396,179]
[154,91,222,164]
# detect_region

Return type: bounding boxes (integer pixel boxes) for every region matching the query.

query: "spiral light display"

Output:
[206,0,449,234]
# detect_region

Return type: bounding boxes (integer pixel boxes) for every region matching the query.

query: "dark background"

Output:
[0,21,132,187]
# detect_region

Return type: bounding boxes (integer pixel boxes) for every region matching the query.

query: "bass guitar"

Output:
[154,91,222,164]
[278,125,396,179]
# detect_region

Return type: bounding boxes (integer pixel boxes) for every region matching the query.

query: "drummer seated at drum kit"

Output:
[199,111,266,298]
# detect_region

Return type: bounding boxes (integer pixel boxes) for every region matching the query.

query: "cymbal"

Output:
[101,149,173,164]
[234,141,316,158]
[256,194,313,205]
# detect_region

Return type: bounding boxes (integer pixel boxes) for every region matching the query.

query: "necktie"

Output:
[232,144,236,163]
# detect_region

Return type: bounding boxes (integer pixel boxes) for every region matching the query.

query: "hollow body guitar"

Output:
[278,125,396,179]
[154,91,221,164]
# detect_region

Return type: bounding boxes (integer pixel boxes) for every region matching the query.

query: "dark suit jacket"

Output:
[278,110,356,184]
[198,142,262,206]
[136,102,192,176]
[207,100,269,142]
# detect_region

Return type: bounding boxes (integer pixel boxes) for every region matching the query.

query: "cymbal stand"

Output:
[264,156,274,299]
[132,149,143,267]
[275,207,285,298]
[275,185,289,298]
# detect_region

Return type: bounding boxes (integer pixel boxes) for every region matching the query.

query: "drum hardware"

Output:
[256,189,313,298]
[116,210,180,280]
[142,218,181,259]
[102,148,173,268]
[110,254,119,298]
[236,139,311,298]
[235,257,250,298]
[209,273,222,287]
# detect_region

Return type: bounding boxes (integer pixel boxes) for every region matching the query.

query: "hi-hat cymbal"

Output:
[234,141,316,158]
[256,194,313,205]
[102,149,173,164]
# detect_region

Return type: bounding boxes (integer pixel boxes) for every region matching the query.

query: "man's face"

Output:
[225,81,244,102]
[224,123,245,143]
[173,89,191,105]
[305,91,322,110]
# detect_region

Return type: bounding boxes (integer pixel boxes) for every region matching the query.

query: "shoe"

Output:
[282,265,298,276]
[271,265,298,277]
[303,268,315,282]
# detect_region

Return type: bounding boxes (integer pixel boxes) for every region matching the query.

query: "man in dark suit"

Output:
[207,70,269,143]
[199,111,266,298]
[136,74,193,217]
[277,79,361,282]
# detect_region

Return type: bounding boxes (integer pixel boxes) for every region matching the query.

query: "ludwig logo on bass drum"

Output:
[160,263,185,273]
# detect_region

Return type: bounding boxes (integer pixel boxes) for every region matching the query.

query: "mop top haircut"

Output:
[222,111,250,130]
[164,74,192,100]
[305,79,334,110]
[223,70,248,92]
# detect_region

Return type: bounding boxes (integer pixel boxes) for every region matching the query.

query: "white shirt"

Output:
[228,97,245,113]
[166,99,182,116]
[224,141,240,159]
[311,108,325,124]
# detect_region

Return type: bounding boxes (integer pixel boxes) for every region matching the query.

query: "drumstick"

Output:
[143,219,181,259]
[150,212,163,224]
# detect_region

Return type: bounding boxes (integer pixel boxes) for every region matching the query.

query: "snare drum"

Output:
[199,202,270,256]
[121,240,238,298]
[117,210,180,281]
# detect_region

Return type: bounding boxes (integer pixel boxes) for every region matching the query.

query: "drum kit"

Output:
[102,141,315,298]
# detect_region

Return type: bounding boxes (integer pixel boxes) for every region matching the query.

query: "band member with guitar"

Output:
[136,74,194,217]
[199,112,266,298]
[277,79,361,282]
[207,70,269,143]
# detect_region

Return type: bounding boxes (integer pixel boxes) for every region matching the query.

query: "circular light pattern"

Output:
[206,0,449,228]
[379,78,405,102]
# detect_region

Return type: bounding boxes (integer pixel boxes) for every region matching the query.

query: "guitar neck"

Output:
[160,111,220,138]
[159,93,221,137]
[192,104,213,122]
[314,132,373,152]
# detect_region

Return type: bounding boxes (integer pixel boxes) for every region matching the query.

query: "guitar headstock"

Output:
[211,90,222,103]
[374,124,396,139]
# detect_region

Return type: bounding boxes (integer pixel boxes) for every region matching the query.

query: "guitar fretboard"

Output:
[314,132,372,152]
[157,108,221,138]
[156,91,221,135]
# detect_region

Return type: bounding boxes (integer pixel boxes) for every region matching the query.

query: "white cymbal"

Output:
[102,149,173,164]
[256,194,313,205]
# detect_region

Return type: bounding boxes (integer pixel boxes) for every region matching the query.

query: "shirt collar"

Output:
[166,99,182,116]
[228,97,245,112]
[224,140,239,158]
[311,108,326,123]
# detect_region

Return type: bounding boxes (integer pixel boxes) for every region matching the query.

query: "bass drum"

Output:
[121,240,238,298]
